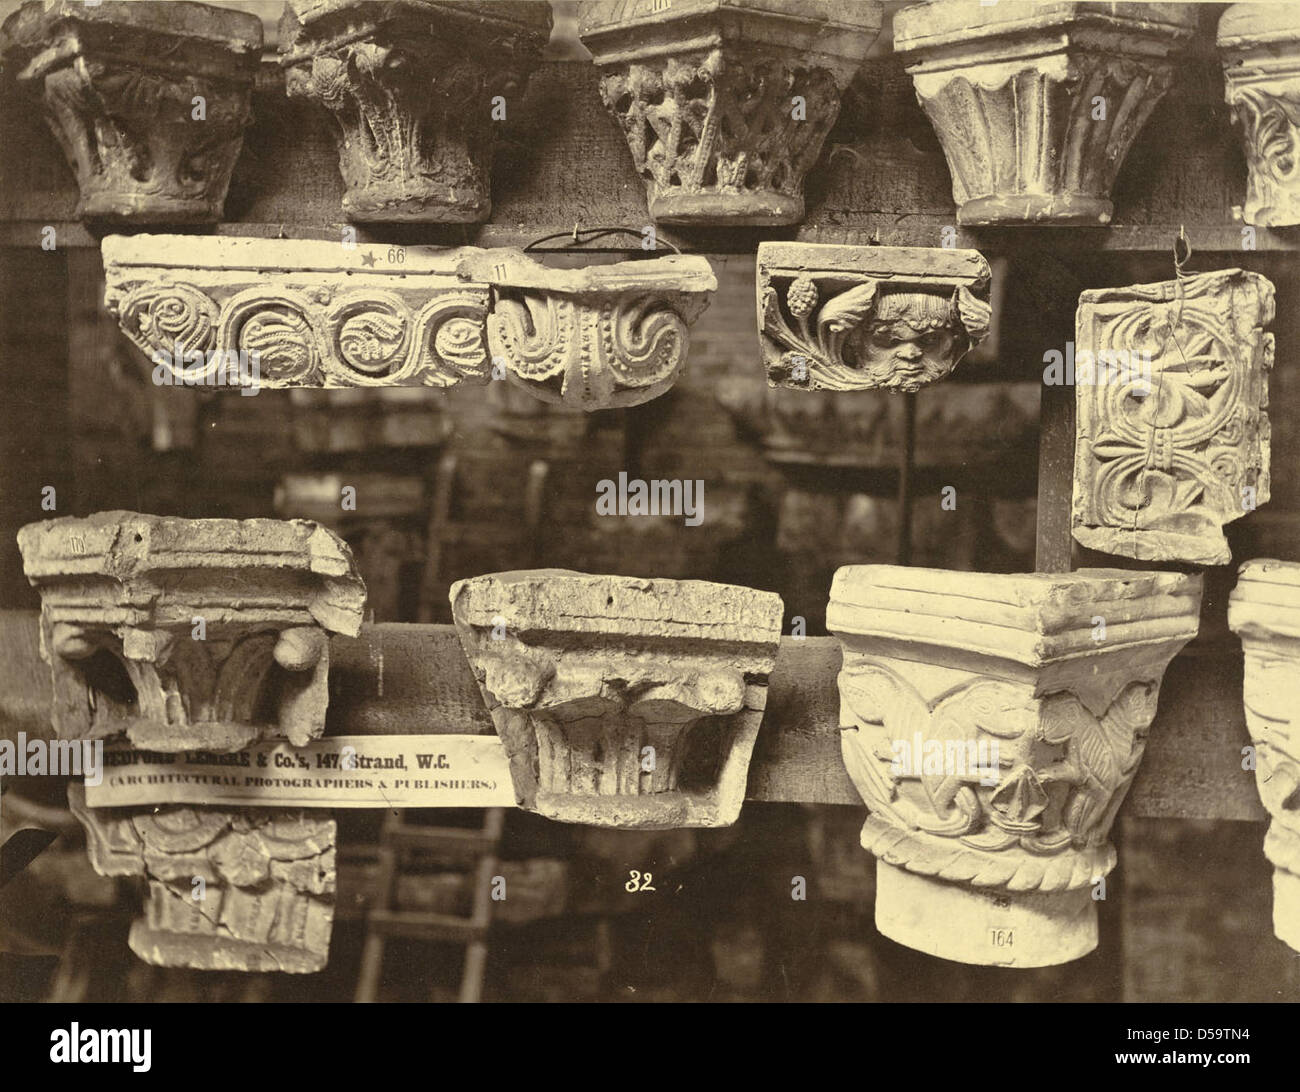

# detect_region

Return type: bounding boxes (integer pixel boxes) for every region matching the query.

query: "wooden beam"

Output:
[0,611,1264,821]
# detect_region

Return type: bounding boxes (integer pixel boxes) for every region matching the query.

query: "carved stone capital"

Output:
[17,511,366,752]
[0,1,261,223]
[451,570,783,828]
[280,0,551,222]
[1071,268,1275,566]
[1219,5,1300,228]
[894,2,1199,226]
[579,0,882,226]
[1228,559,1300,953]
[757,242,992,392]
[102,234,717,408]
[829,565,1202,966]
[68,784,335,973]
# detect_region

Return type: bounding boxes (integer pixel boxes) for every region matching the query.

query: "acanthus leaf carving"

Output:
[829,564,1201,966]
[1219,4,1300,227]
[579,0,883,226]
[0,0,262,223]
[17,510,367,753]
[894,2,1200,226]
[451,570,783,829]
[68,783,336,974]
[1071,268,1275,566]
[757,242,992,392]
[279,0,551,223]
[1228,559,1300,953]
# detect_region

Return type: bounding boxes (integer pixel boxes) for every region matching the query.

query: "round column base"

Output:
[875,861,1098,967]
[957,192,1113,227]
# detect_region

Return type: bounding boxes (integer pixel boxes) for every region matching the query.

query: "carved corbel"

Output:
[757,242,992,392]
[480,248,716,409]
[451,570,783,828]
[68,784,335,973]
[1071,268,1275,565]
[17,511,366,753]
[894,2,1199,226]
[279,0,551,222]
[578,0,883,226]
[0,0,261,223]
[102,235,717,409]
[1228,559,1300,953]
[1219,5,1300,227]
[829,565,1202,966]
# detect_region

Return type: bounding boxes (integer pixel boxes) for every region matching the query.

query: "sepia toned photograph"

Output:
[0,0,1293,1036]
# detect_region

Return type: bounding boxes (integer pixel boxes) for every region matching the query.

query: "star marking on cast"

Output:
[360,252,377,267]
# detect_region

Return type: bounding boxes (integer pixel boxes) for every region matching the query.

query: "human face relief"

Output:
[846,291,961,392]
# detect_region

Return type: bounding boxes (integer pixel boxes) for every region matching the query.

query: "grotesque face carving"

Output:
[848,291,963,390]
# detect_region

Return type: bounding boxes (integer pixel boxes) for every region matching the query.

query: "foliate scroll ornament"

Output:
[579,0,883,226]
[1071,269,1275,566]
[102,236,497,390]
[69,784,335,973]
[893,3,1199,226]
[451,570,783,828]
[1219,5,1300,227]
[482,250,717,410]
[279,0,551,222]
[1228,559,1300,953]
[17,511,367,753]
[829,564,1202,966]
[0,1,262,223]
[757,243,992,393]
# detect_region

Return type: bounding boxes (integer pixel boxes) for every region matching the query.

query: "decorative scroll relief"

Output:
[482,249,717,410]
[0,1,261,223]
[17,511,366,753]
[1219,5,1300,228]
[451,570,783,829]
[1228,559,1300,953]
[829,565,1201,967]
[579,0,882,226]
[69,784,335,973]
[102,236,716,408]
[280,0,551,223]
[757,243,992,393]
[894,3,1199,226]
[1072,269,1275,566]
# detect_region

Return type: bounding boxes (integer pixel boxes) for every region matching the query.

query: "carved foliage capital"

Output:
[451,570,783,828]
[1228,558,1300,951]
[757,243,992,393]
[1072,269,1275,566]
[894,3,1200,225]
[69,783,335,973]
[579,0,883,225]
[280,0,551,222]
[17,511,366,752]
[1,0,262,222]
[829,564,1201,964]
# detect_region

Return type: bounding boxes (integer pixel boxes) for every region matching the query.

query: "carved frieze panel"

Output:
[1228,559,1300,953]
[1219,4,1300,228]
[280,0,551,222]
[578,0,883,226]
[757,243,992,392]
[829,565,1202,966]
[17,511,366,752]
[451,570,783,828]
[0,0,261,223]
[69,784,335,973]
[1071,269,1275,566]
[894,2,1199,226]
[102,235,716,409]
